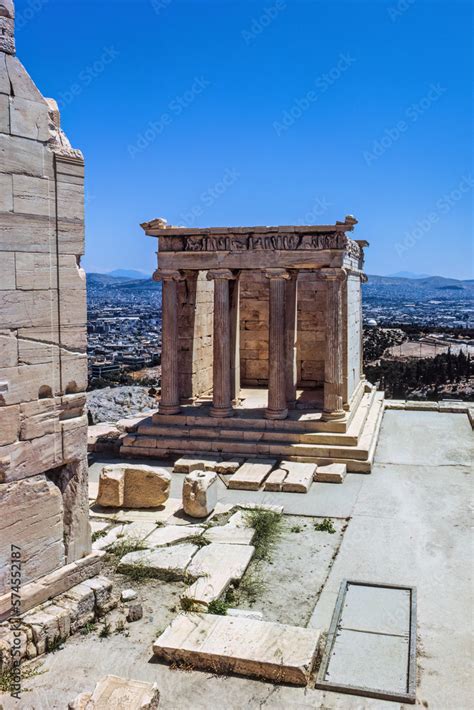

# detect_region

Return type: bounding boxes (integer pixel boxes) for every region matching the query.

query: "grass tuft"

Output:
[207,599,229,616]
[0,662,45,694]
[243,509,283,561]
[314,518,336,534]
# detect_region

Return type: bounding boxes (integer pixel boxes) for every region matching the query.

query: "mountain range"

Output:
[87,272,473,291]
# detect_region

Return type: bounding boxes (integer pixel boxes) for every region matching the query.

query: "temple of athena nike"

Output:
[121,218,384,471]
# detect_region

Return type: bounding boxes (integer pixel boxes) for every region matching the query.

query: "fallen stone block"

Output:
[124,465,171,508]
[153,613,320,685]
[227,608,264,621]
[118,544,198,581]
[96,465,171,508]
[121,589,137,603]
[315,463,347,483]
[182,470,218,518]
[126,603,143,623]
[214,459,243,475]
[263,468,287,491]
[69,675,160,709]
[173,456,220,473]
[55,582,96,633]
[281,461,316,493]
[81,576,116,616]
[228,459,277,490]
[184,543,254,605]
[96,468,124,508]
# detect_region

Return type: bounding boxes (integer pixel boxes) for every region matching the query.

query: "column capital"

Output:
[153,269,184,283]
[319,267,347,282]
[206,269,236,282]
[264,268,291,281]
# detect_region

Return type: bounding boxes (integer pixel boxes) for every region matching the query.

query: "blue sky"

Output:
[15,0,473,278]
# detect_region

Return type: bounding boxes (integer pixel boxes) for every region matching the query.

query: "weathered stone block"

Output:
[124,465,171,508]
[10,96,50,142]
[0,432,63,482]
[0,404,19,446]
[0,476,64,594]
[0,329,17,367]
[183,470,218,518]
[69,675,160,710]
[96,468,124,508]
[0,251,15,290]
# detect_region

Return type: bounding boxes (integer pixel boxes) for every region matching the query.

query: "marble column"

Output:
[154,269,183,415]
[265,268,291,420]
[285,271,298,408]
[321,268,346,420]
[207,269,235,418]
[229,272,241,404]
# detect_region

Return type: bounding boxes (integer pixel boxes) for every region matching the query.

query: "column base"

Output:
[322,409,346,421]
[210,406,234,418]
[265,407,288,421]
[158,403,181,415]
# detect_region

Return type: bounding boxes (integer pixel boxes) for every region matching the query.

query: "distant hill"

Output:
[107,269,150,280]
[87,273,160,290]
[388,271,431,279]
[367,275,474,291]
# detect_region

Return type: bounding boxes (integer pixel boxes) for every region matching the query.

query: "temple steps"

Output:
[120,392,385,473]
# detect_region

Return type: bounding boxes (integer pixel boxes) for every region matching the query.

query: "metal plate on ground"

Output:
[316,579,417,704]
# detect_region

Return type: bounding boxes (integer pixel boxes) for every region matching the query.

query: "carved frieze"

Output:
[158,232,362,257]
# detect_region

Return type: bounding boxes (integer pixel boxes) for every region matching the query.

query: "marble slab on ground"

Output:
[264,469,287,492]
[203,524,255,545]
[184,543,255,604]
[280,461,316,493]
[173,456,220,473]
[228,459,277,490]
[153,613,321,685]
[118,544,198,581]
[69,674,160,709]
[144,525,204,547]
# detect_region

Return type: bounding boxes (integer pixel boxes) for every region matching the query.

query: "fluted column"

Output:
[265,268,291,420]
[207,269,236,418]
[154,269,183,415]
[285,271,298,408]
[229,272,241,404]
[320,268,346,420]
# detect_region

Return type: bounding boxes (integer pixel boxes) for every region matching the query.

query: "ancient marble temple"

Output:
[0,0,98,620]
[121,217,384,472]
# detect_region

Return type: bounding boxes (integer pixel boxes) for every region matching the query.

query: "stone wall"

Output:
[177,271,214,400]
[239,271,327,388]
[0,0,91,600]
[345,273,362,402]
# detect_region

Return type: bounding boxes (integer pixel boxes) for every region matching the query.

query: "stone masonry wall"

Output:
[177,271,214,400]
[345,273,362,402]
[240,271,326,388]
[0,0,91,599]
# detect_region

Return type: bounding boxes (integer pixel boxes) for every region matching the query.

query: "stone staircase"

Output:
[120,387,385,473]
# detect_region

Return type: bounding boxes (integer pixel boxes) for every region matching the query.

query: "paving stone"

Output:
[280,461,316,493]
[227,608,264,620]
[340,585,410,636]
[153,613,321,685]
[69,674,160,709]
[228,459,277,490]
[315,463,347,484]
[183,470,218,518]
[203,524,255,545]
[184,543,254,604]
[323,628,409,695]
[145,525,204,547]
[118,544,198,581]
[264,468,287,491]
